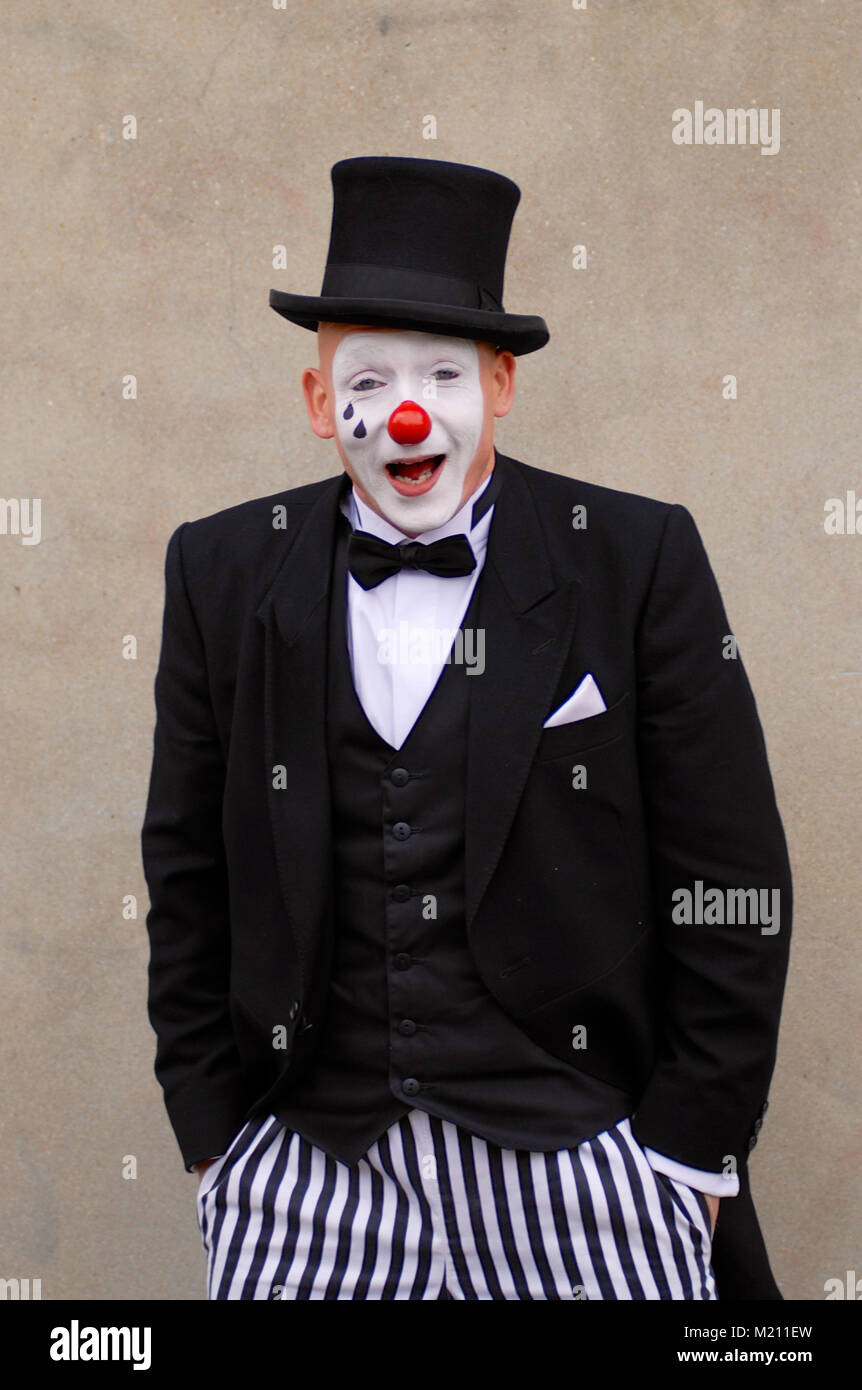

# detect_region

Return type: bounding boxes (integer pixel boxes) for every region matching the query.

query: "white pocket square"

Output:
[542,672,607,728]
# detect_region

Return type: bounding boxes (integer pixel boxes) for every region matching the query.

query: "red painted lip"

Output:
[385,453,446,497]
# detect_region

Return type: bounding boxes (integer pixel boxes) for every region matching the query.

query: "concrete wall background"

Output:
[1,1,859,1300]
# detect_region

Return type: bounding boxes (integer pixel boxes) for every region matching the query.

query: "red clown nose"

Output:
[387,400,432,445]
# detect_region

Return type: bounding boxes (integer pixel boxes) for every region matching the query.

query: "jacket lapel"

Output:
[465,452,581,933]
[254,472,348,989]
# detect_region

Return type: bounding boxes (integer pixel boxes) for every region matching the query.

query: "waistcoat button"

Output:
[390,767,410,786]
[402,1077,421,1096]
[392,821,412,840]
[397,1018,417,1036]
[394,952,412,970]
[392,884,411,902]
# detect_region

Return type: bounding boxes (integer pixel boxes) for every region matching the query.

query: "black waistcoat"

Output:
[271,506,635,1163]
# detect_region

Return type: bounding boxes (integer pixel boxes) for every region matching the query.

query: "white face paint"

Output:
[329,330,486,534]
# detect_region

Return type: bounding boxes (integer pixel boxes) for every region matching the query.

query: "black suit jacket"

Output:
[141,448,792,1298]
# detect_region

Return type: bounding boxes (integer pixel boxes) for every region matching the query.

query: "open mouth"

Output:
[385,453,446,495]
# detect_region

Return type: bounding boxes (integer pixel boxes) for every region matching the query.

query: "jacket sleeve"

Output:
[629,503,792,1176]
[141,522,251,1171]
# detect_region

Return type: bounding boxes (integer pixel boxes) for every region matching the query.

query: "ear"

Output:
[491,349,516,418]
[301,366,336,439]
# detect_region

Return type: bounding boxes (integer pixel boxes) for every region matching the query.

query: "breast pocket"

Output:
[535,689,630,763]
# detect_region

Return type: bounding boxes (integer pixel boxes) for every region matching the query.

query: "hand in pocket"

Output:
[704,1193,720,1234]
[195,1156,221,1186]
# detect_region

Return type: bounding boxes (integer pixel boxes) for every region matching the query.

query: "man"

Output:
[141,156,792,1300]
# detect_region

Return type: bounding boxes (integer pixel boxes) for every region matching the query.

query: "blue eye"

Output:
[433,368,459,379]
[353,377,382,391]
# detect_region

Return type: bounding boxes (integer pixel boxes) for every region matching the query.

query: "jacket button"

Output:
[390,767,410,786]
[397,1019,417,1036]
[392,821,412,841]
[402,1077,421,1096]
[288,1000,300,1021]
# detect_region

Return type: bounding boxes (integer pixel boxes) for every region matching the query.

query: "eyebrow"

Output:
[334,344,474,374]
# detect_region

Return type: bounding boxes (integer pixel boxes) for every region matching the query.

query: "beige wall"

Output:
[2,1,859,1300]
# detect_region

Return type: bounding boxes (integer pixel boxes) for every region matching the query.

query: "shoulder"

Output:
[181,472,335,548]
[162,473,340,607]
[502,452,700,581]
[507,452,677,529]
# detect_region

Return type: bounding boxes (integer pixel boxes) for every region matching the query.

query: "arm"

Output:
[141,522,251,1172]
[629,504,792,1178]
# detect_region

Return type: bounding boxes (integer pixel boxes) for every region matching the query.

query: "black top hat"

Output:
[269,156,549,356]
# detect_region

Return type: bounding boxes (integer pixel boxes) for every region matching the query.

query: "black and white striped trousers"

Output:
[195,1109,717,1300]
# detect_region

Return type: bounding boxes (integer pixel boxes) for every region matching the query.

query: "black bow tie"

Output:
[347,530,476,590]
[343,463,503,590]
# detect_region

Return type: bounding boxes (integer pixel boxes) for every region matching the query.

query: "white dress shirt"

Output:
[338,470,738,1202]
[339,472,494,749]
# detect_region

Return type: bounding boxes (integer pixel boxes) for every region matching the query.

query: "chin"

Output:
[378,481,463,531]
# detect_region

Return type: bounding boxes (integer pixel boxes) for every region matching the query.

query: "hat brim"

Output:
[269,289,549,356]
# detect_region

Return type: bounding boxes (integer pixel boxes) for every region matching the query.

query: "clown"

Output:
[142,155,792,1303]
